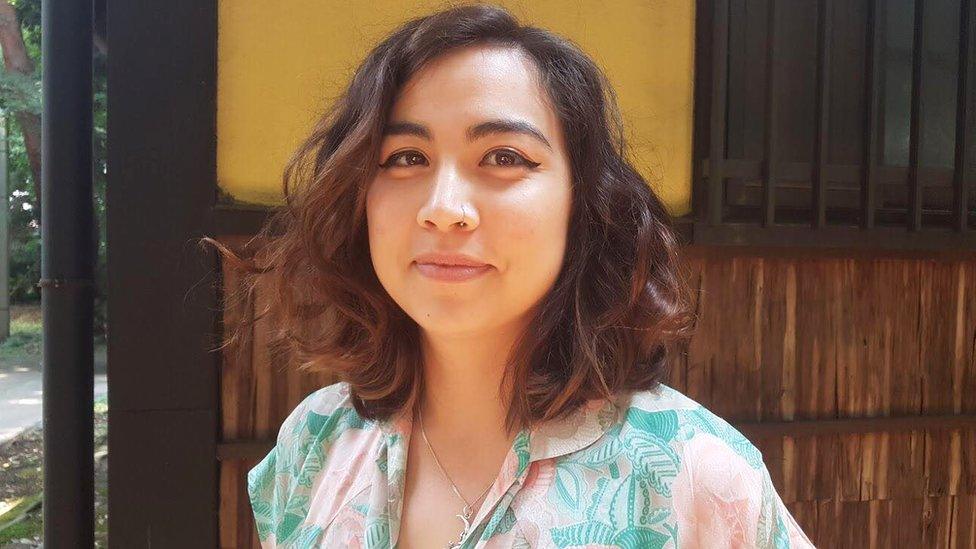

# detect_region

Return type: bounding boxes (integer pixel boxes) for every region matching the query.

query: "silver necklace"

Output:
[418,406,494,549]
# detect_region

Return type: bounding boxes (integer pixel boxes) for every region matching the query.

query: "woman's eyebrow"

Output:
[382,118,552,150]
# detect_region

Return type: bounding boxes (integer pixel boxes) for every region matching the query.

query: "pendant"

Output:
[446,504,473,549]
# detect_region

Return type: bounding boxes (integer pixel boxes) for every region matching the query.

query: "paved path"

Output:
[1,342,108,445]
[0,369,108,444]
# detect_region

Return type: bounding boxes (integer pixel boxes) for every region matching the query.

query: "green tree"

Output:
[0,0,108,336]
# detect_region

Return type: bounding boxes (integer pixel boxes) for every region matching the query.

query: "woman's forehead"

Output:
[389,45,557,136]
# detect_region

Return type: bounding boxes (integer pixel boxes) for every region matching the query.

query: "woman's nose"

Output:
[416,164,478,231]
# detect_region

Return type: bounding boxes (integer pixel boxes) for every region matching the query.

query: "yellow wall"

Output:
[217,0,695,216]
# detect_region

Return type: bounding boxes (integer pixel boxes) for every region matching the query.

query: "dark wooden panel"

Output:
[109,410,217,547]
[105,0,219,545]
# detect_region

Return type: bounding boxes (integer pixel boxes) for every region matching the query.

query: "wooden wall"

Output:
[675,247,976,548]
[216,234,976,548]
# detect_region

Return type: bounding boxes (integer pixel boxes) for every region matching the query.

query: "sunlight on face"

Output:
[365,45,573,338]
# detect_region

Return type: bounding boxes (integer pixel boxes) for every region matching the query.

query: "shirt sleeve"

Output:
[246,393,316,548]
[755,464,817,548]
[246,444,282,548]
[673,430,817,548]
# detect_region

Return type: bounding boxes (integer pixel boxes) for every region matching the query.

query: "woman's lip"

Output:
[414,262,492,282]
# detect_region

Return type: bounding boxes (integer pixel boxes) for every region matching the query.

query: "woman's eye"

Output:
[481,149,540,168]
[379,151,428,169]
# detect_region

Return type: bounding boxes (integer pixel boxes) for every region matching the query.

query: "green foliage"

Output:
[0,0,109,336]
[0,71,40,115]
[0,310,43,363]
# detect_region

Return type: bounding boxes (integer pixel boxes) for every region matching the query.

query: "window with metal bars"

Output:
[690,0,975,250]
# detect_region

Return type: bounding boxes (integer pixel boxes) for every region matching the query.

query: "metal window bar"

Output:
[955,0,974,232]
[812,0,834,228]
[862,0,883,230]
[907,0,925,231]
[762,0,779,227]
[708,0,730,226]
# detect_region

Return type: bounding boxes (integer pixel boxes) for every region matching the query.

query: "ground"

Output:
[0,305,108,547]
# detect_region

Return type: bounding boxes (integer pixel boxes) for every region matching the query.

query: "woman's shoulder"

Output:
[611,384,815,547]
[246,381,373,546]
[273,380,372,451]
[615,382,765,470]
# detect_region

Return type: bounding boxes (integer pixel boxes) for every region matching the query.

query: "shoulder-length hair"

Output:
[202,2,696,437]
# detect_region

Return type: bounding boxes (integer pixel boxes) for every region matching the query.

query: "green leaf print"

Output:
[364,516,391,548]
[290,524,325,548]
[613,525,670,549]
[276,512,303,544]
[624,429,680,497]
[553,463,585,511]
[624,409,679,442]
[512,429,531,476]
[277,493,310,542]
[551,521,616,546]
[485,506,518,537]
[685,408,764,469]
[550,521,669,549]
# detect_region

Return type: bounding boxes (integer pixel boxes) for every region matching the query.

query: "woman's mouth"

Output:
[413,262,492,282]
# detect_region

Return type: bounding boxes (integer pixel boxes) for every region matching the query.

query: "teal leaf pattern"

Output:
[364,516,390,548]
[290,524,324,548]
[512,429,531,476]
[551,521,617,546]
[625,409,679,443]
[552,463,586,510]
[613,525,670,549]
[551,521,670,549]
[624,429,680,497]
[684,408,764,469]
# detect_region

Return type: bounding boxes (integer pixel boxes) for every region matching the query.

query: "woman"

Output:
[211,4,816,548]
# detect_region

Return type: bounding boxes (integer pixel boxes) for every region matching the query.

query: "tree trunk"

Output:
[0,1,42,217]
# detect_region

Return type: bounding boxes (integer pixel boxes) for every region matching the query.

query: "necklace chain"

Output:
[418,406,494,548]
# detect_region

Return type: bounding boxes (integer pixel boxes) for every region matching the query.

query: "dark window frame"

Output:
[687,0,976,253]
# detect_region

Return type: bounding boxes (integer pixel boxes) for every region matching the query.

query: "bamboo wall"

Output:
[216,235,976,548]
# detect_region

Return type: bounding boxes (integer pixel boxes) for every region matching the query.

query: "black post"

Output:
[40,0,95,546]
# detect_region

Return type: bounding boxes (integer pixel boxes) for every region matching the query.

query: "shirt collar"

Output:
[374,394,621,463]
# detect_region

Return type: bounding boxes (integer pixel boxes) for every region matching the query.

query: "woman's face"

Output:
[366,45,573,338]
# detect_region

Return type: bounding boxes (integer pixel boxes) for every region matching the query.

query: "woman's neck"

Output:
[416,320,525,445]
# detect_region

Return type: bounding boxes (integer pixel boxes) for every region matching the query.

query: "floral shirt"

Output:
[246,381,816,548]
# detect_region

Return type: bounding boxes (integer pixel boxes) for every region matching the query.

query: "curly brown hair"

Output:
[202,2,696,437]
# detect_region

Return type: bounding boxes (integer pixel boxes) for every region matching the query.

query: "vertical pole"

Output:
[708,0,729,226]
[862,0,883,230]
[41,0,95,546]
[0,112,9,341]
[762,0,780,227]
[954,0,974,232]
[812,0,833,228]
[907,0,925,231]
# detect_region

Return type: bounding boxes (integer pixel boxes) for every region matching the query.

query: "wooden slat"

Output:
[219,460,240,549]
